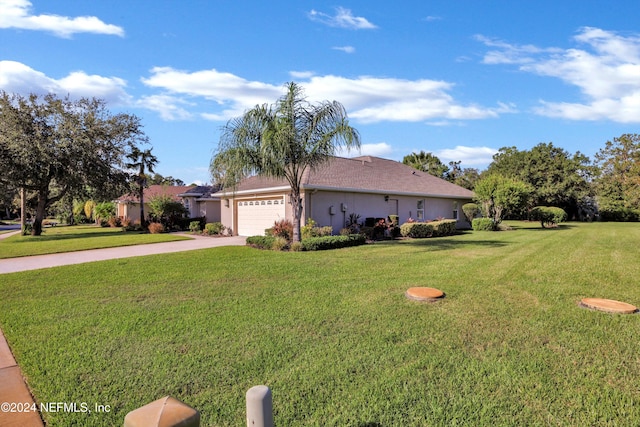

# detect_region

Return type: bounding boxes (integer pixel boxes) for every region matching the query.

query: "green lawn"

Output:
[0,225,190,258]
[1,222,639,426]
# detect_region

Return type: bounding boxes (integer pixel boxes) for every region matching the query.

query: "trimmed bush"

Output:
[431,220,457,237]
[598,207,640,222]
[530,206,568,228]
[462,203,480,224]
[204,222,225,235]
[246,235,276,249]
[400,220,457,238]
[301,234,366,251]
[400,222,434,238]
[148,222,165,234]
[472,218,496,231]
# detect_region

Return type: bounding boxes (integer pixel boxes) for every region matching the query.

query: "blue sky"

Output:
[1,0,640,184]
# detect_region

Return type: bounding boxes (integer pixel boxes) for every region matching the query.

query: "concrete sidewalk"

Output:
[0,234,247,274]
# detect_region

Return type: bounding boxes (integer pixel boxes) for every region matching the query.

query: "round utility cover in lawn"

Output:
[580,298,637,314]
[406,287,445,302]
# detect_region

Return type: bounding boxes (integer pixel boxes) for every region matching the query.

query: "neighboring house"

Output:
[177,185,222,223]
[115,185,221,224]
[213,156,475,236]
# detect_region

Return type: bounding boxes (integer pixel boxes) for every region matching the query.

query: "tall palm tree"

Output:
[126,146,158,226]
[211,82,361,242]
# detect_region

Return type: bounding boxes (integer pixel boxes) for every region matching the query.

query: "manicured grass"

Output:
[1,222,640,426]
[0,225,190,259]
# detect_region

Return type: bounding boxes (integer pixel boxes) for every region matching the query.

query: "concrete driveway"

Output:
[0,233,247,274]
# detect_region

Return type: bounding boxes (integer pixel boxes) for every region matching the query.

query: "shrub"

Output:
[472,218,496,231]
[246,235,276,250]
[290,241,304,252]
[148,222,165,234]
[175,216,206,231]
[107,216,121,228]
[400,220,457,238]
[462,203,480,224]
[189,221,202,233]
[598,207,640,222]
[301,219,333,239]
[204,222,225,235]
[270,219,293,241]
[530,206,568,228]
[431,220,457,237]
[301,218,317,239]
[271,237,289,251]
[301,234,366,251]
[400,222,434,238]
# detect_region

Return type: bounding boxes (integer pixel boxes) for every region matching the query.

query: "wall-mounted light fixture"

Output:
[384,195,389,202]
[224,199,229,207]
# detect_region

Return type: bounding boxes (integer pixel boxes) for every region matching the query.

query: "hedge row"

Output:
[246,234,367,251]
[301,234,366,251]
[598,207,640,222]
[399,220,457,238]
[246,235,276,250]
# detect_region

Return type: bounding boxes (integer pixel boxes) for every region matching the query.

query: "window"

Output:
[453,201,458,220]
[184,198,190,211]
[417,200,424,221]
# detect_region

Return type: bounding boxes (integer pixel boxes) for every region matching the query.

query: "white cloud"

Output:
[289,70,315,79]
[308,7,377,30]
[138,67,511,123]
[301,75,512,123]
[0,0,124,38]
[141,66,282,121]
[136,94,194,121]
[0,60,131,104]
[332,46,356,54]
[423,16,442,22]
[434,146,498,167]
[478,27,640,123]
[337,142,393,158]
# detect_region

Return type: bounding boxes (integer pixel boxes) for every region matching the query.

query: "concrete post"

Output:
[246,385,273,427]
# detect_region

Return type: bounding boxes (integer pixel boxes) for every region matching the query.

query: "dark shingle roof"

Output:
[216,156,474,199]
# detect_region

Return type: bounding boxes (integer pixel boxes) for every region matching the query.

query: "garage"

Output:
[236,197,286,236]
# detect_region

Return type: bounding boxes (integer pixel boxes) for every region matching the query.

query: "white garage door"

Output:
[237,197,286,236]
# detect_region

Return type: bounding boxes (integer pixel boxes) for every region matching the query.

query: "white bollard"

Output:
[246,385,274,427]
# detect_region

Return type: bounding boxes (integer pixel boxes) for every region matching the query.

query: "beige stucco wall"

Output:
[304,190,471,233]
[117,202,143,223]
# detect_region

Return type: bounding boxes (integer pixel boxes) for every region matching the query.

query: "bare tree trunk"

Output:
[20,188,25,232]
[32,191,48,236]
[290,190,304,243]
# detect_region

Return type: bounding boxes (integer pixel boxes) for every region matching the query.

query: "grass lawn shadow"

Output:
[373,235,508,251]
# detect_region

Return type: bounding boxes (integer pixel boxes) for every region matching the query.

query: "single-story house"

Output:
[213,156,475,236]
[115,185,221,224]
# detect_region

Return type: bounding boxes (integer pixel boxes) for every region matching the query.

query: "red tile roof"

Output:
[216,156,474,199]
[116,185,196,203]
